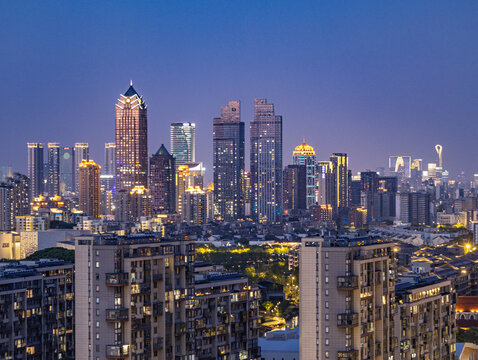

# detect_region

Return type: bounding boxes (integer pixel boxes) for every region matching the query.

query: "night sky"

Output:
[2,1,478,181]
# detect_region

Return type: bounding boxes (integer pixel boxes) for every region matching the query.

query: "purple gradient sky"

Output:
[1,1,478,181]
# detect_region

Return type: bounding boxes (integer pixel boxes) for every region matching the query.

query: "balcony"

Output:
[106,308,129,322]
[337,349,358,360]
[153,301,164,316]
[105,273,129,286]
[153,337,164,351]
[175,321,187,336]
[106,345,130,358]
[337,313,359,327]
[337,275,358,290]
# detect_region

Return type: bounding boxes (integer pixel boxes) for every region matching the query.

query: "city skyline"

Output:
[2,2,478,179]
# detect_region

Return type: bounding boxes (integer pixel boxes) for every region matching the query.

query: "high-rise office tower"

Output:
[75,234,195,360]
[6,173,31,229]
[170,122,195,167]
[293,141,316,208]
[78,159,101,218]
[27,142,44,197]
[129,185,151,221]
[399,191,431,225]
[213,100,245,221]
[316,161,334,206]
[242,171,252,217]
[0,183,12,230]
[175,165,189,215]
[250,98,283,223]
[60,146,75,194]
[389,155,411,179]
[74,142,89,194]
[330,153,349,216]
[185,162,205,189]
[300,236,397,360]
[47,142,60,196]
[149,144,176,214]
[101,143,116,215]
[115,82,148,191]
[360,171,379,218]
[283,165,307,212]
[182,186,206,225]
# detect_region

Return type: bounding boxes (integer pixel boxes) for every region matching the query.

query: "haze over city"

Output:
[2,1,478,179]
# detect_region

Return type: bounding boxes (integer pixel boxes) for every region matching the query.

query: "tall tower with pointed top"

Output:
[115,82,148,191]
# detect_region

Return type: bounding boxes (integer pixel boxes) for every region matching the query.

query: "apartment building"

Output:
[75,233,195,360]
[0,259,74,359]
[395,276,456,359]
[300,236,397,360]
[193,265,261,360]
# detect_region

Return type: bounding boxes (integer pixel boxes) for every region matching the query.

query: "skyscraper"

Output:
[74,142,89,194]
[330,153,349,216]
[78,159,101,218]
[129,185,151,221]
[250,98,283,223]
[175,165,189,215]
[293,140,316,208]
[316,160,334,206]
[149,144,176,214]
[60,146,75,194]
[101,142,116,215]
[182,186,206,225]
[170,122,195,166]
[283,165,307,212]
[47,142,60,196]
[115,82,148,191]
[213,100,245,220]
[27,142,44,197]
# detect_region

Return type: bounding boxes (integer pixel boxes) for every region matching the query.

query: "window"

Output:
[325,301,329,308]
[325,289,329,296]
[325,277,329,284]
[96,333,100,339]
[325,351,329,358]
[325,338,329,345]
[96,285,100,292]
[95,261,100,268]
[325,327,329,333]
[96,298,99,304]
[325,314,329,321]
[96,321,100,328]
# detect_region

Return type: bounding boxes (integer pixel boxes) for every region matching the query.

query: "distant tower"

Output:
[115,81,148,191]
[292,140,316,208]
[170,123,196,167]
[27,143,44,197]
[78,160,101,218]
[60,147,75,194]
[250,98,283,223]
[149,144,176,214]
[330,153,349,216]
[74,143,89,194]
[47,143,60,196]
[213,100,245,221]
[435,144,443,168]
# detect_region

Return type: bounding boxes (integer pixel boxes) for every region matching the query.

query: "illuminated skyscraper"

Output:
[47,142,60,196]
[293,140,316,208]
[389,155,411,179]
[60,147,75,194]
[104,142,116,177]
[101,143,116,215]
[213,100,245,220]
[316,161,334,206]
[170,122,195,167]
[182,186,206,225]
[129,185,151,221]
[27,142,44,197]
[74,142,89,194]
[115,82,148,191]
[250,98,282,223]
[330,153,349,216]
[175,165,189,215]
[78,159,101,218]
[149,144,176,214]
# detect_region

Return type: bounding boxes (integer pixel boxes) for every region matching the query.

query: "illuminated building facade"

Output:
[182,186,206,225]
[101,143,116,215]
[75,234,195,360]
[293,141,316,208]
[60,146,75,194]
[283,165,306,212]
[0,260,74,359]
[213,100,245,220]
[74,142,89,194]
[175,165,189,215]
[149,144,176,214]
[250,98,282,223]
[389,155,411,180]
[170,122,195,167]
[330,153,349,216]
[316,160,334,206]
[27,142,44,197]
[47,142,60,196]
[129,185,151,221]
[300,237,397,360]
[78,159,101,218]
[0,173,31,231]
[115,82,148,191]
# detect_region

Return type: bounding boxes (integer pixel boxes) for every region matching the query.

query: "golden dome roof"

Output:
[293,141,316,156]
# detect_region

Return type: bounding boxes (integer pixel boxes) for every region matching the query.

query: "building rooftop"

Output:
[0,259,71,280]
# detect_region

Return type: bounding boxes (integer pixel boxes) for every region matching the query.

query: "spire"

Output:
[155,144,171,156]
[124,81,139,97]
[130,79,133,86]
